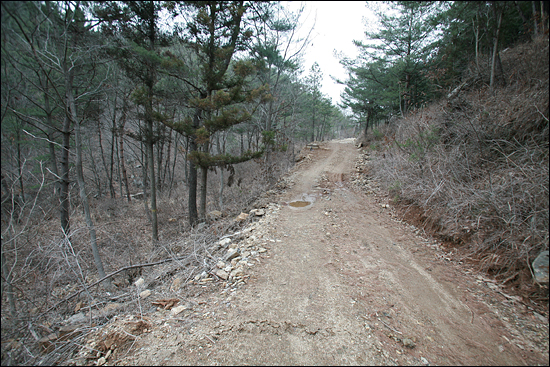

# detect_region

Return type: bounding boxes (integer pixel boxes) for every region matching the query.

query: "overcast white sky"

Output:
[283,1,379,107]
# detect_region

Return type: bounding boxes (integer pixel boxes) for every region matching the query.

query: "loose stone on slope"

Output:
[402,338,415,348]
[216,269,229,280]
[225,248,240,261]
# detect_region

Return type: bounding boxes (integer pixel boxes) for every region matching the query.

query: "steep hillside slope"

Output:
[364,35,549,304]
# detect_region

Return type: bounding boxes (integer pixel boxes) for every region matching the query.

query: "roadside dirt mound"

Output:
[71,139,548,366]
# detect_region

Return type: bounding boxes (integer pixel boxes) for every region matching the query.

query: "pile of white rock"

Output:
[350,152,380,194]
[193,203,282,287]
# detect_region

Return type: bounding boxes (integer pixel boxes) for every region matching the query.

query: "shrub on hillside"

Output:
[370,36,549,282]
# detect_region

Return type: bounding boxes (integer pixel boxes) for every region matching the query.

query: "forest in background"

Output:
[1,1,548,365]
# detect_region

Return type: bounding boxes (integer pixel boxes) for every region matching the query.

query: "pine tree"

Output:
[341,1,440,123]
[304,62,323,142]
[164,1,268,225]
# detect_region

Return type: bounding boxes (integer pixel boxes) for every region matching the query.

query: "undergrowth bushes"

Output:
[369,36,549,281]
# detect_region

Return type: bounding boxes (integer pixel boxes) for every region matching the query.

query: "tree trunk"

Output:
[109,109,117,198]
[98,119,113,198]
[188,156,198,226]
[219,168,224,211]
[183,135,189,186]
[542,1,548,34]
[141,139,152,223]
[163,127,172,190]
[404,73,411,114]
[198,136,209,222]
[311,107,316,142]
[47,136,60,196]
[66,67,110,288]
[490,2,503,91]
[144,11,159,242]
[146,120,158,241]
[496,52,505,86]
[217,133,225,210]
[188,110,200,226]
[247,130,253,152]
[115,134,123,197]
[15,127,25,204]
[265,100,274,182]
[156,122,164,192]
[199,164,207,222]
[60,116,71,235]
[74,120,110,288]
[364,108,372,138]
[398,82,404,117]
[119,97,131,202]
[473,15,480,71]
[240,132,244,156]
[514,1,528,35]
[168,132,178,197]
[533,1,539,36]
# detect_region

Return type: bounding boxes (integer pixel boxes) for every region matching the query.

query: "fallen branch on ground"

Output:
[37,256,193,320]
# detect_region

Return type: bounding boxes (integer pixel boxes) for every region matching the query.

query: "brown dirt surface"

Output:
[82,139,548,366]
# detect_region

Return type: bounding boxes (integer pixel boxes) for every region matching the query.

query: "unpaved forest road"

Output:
[122,139,548,366]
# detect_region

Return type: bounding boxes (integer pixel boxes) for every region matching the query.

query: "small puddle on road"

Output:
[288,193,316,209]
[289,200,311,207]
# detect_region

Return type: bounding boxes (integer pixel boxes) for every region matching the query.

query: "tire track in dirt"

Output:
[130,139,547,366]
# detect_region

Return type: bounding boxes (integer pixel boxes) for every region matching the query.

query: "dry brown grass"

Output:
[367,36,549,296]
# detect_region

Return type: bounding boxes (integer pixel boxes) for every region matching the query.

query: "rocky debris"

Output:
[230,267,244,278]
[71,315,143,366]
[349,151,381,195]
[208,210,223,219]
[216,269,229,280]
[112,275,130,288]
[130,192,144,200]
[170,277,183,292]
[170,305,187,316]
[134,277,145,289]
[38,304,120,353]
[225,248,240,261]
[87,302,123,320]
[249,208,265,216]
[271,174,296,194]
[194,271,209,281]
[532,251,549,284]
[67,312,87,325]
[184,203,282,291]
[402,337,416,348]
[295,151,312,163]
[235,212,249,221]
[38,321,88,355]
[216,237,232,249]
[297,150,315,164]
[139,290,152,299]
[151,298,180,310]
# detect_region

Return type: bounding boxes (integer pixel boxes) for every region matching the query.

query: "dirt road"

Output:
[120,139,548,366]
